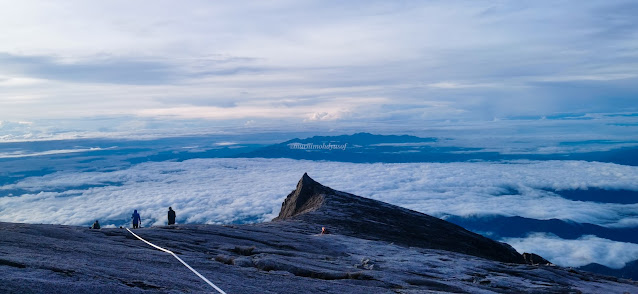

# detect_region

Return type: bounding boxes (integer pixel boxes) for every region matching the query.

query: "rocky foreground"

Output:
[1,174,637,293]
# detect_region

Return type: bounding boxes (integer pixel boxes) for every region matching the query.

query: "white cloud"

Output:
[1,157,637,268]
[0,147,109,159]
[533,73,638,82]
[0,76,46,87]
[426,82,501,89]
[504,233,638,269]
[1,158,636,228]
[304,111,349,122]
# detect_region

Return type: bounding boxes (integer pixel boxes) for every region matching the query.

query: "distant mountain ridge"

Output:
[234,132,486,163]
[281,132,437,145]
[579,260,638,280]
[233,132,638,165]
[445,214,638,244]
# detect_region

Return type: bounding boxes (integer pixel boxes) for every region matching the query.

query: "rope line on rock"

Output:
[126,228,227,294]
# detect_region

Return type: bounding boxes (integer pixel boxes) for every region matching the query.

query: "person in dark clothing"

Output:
[168,207,176,225]
[91,220,101,229]
[132,210,141,229]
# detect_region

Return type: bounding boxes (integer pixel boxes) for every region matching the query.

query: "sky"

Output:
[1,0,637,140]
[2,2,638,271]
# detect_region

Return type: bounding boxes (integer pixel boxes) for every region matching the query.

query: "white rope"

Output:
[126,228,228,294]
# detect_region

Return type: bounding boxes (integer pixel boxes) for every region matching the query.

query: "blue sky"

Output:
[0,0,637,140]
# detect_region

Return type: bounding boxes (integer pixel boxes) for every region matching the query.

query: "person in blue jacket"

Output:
[132,210,141,229]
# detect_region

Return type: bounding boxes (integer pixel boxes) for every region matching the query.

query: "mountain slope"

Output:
[1,174,638,293]
[274,173,524,264]
[579,260,638,280]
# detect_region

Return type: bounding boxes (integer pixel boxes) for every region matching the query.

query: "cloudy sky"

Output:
[1,0,637,139]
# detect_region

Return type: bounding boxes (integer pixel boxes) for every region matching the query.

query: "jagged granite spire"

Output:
[273,173,526,264]
[273,173,333,220]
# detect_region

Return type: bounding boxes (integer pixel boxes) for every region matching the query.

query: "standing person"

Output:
[168,207,176,225]
[131,210,141,229]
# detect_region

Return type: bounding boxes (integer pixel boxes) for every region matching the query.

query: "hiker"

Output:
[321,226,330,234]
[168,207,176,225]
[91,220,101,229]
[132,210,141,229]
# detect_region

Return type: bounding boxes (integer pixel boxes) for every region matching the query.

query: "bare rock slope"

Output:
[1,174,638,293]
[274,173,523,264]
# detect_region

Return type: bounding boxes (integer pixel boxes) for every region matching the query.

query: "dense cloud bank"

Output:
[1,158,637,228]
[505,233,638,269]
[1,158,638,269]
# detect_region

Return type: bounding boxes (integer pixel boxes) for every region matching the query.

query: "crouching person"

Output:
[91,220,101,229]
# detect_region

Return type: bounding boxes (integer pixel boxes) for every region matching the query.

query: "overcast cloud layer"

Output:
[1,1,637,138]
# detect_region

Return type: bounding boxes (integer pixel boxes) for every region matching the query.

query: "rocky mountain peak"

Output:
[273,173,527,264]
[273,173,333,220]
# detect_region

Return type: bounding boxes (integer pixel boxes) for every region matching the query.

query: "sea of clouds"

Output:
[505,233,638,269]
[1,158,637,268]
